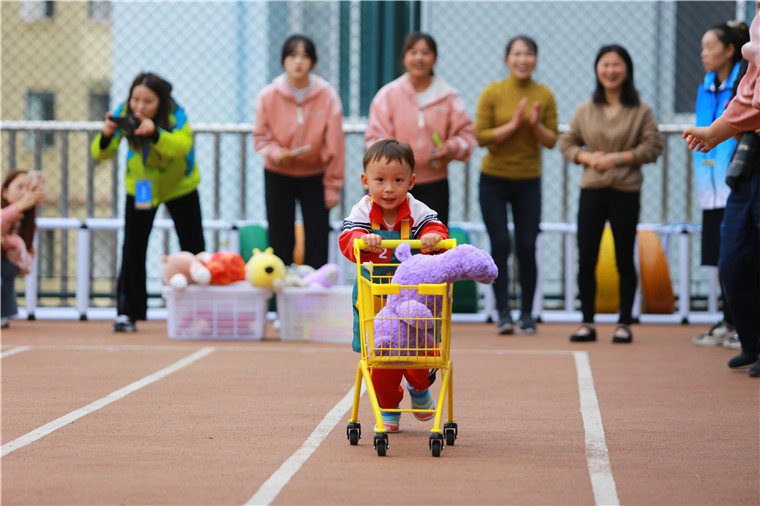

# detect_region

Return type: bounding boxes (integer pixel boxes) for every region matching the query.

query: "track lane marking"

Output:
[1,346,32,359]
[574,351,620,506]
[246,383,366,506]
[1,347,215,458]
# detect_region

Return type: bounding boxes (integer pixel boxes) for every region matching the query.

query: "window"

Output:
[339,1,420,117]
[89,91,110,121]
[20,0,54,22]
[674,1,738,114]
[89,0,110,21]
[25,92,55,148]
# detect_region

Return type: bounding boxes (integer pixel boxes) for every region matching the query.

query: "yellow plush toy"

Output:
[245,247,286,289]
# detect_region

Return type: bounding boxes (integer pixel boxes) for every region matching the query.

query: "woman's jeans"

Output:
[718,171,760,357]
[479,174,541,317]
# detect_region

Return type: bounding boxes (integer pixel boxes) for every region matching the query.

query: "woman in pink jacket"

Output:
[253,34,345,268]
[1,169,45,328]
[365,32,477,226]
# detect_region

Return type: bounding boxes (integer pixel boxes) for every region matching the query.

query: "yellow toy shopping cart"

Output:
[346,238,458,457]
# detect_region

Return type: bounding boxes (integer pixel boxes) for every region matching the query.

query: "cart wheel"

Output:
[444,422,458,446]
[430,439,443,457]
[373,434,388,457]
[346,422,361,446]
[429,433,444,457]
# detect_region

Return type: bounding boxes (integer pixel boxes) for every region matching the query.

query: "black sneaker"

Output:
[517,316,537,335]
[497,316,514,335]
[727,352,758,369]
[749,361,760,378]
[113,314,136,333]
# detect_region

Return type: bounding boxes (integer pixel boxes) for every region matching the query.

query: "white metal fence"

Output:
[1,121,722,325]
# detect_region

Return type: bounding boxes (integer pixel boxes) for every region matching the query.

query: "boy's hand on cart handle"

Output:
[360,233,383,253]
[354,237,457,251]
[420,233,443,253]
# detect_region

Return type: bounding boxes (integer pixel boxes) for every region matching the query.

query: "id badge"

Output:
[135,179,153,210]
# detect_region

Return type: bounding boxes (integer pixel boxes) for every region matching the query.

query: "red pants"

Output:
[372,368,433,408]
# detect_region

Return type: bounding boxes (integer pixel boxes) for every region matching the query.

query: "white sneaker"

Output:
[113,314,136,333]
[722,333,741,350]
[692,321,735,347]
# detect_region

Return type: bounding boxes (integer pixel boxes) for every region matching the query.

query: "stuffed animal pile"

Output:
[373,243,497,355]
[162,250,247,289]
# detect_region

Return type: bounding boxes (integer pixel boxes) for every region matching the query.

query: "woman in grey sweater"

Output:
[560,44,664,344]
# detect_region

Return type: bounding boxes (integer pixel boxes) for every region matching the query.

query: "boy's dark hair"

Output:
[363,139,415,172]
[281,34,318,67]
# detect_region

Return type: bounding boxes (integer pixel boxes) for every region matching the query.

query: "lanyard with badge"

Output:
[134,143,153,210]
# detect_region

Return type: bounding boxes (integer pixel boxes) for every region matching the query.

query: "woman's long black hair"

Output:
[592,44,640,107]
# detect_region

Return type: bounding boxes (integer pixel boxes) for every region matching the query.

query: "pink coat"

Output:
[724,12,760,131]
[365,74,476,185]
[253,74,345,203]
[1,204,33,271]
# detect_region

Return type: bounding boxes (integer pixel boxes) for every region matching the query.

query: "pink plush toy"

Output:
[373,243,497,355]
[162,251,211,290]
[302,263,339,288]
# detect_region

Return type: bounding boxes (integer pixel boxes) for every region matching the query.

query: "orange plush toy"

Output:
[205,251,246,285]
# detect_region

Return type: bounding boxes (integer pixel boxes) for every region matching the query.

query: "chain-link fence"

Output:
[1,0,754,315]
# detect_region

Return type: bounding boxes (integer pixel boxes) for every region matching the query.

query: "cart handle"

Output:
[353,238,457,251]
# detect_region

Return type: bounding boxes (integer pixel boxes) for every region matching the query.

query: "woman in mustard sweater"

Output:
[475,35,558,335]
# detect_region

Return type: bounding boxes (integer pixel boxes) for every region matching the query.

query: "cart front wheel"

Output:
[444,422,458,446]
[347,423,361,446]
[429,434,444,457]
[374,434,388,457]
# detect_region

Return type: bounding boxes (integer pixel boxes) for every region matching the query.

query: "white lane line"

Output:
[1,347,215,458]
[1,346,32,359]
[574,351,620,506]
[246,382,366,506]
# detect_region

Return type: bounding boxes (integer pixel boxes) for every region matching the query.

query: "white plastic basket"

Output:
[277,286,353,343]
[162,282,269,340]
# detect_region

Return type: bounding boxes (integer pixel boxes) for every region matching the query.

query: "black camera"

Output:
[726,132,758,190]
[110,114,141,133]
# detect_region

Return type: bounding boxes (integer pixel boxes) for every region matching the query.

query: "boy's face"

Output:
[361,158,415,214]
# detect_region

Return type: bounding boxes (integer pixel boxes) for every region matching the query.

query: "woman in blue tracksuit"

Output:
[691,21,748,347]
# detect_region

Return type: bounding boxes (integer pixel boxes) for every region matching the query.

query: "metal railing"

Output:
[2,120,717,324]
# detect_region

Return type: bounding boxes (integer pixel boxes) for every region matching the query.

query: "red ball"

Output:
[206,251,246,285]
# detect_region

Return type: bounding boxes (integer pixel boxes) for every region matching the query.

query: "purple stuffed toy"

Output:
[373,242,498,355]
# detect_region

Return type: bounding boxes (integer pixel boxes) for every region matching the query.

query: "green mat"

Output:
[237,224,276,310]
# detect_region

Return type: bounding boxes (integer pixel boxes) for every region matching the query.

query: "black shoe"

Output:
[517,315,537,335]
[727,352,758,369]
[497,317,514,335]
[113,314,137,333]
[749,361,760,378]
[612,324,633,344]
[497,311,514,335]
[570,324,596,342]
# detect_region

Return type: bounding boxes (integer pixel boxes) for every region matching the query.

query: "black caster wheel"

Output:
[444,422,458,446]
[346,422,361,445]
[373,433,388,457]
[429,434,444,457]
